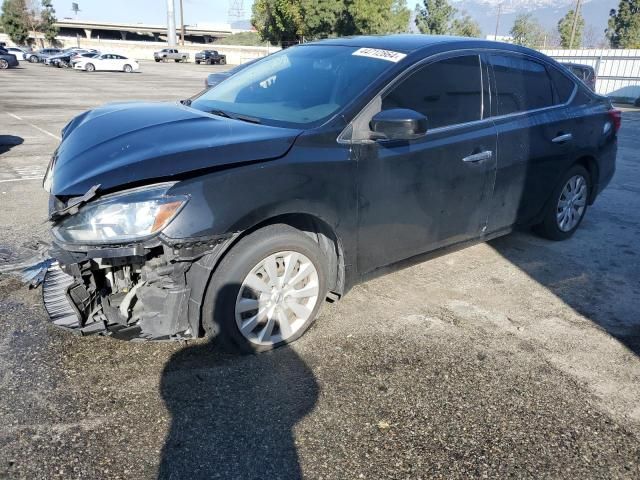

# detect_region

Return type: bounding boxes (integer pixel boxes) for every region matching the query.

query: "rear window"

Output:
[491,54,554,115]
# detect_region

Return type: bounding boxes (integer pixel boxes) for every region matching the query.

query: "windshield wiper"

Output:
[210,109,262,124]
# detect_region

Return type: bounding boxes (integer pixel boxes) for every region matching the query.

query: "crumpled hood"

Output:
[49,102,302,196]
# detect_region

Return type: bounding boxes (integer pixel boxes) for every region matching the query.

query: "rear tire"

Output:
[534,165,591,241]
[154,58,160,62]
[220,58,226,65]
[174,59,180,62]
[195,60,200,64]
[202,224,328,353]
[85,63,95,72]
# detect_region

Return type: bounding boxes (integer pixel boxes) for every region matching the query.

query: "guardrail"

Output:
[540,49,640,104]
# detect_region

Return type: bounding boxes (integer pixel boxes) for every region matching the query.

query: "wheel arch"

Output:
[574,154,599,204]
[187,211,346,338]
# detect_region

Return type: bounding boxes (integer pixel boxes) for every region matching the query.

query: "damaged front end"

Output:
[37,183,231,341]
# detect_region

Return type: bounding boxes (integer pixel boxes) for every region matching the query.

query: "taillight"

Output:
[608,109,622,133]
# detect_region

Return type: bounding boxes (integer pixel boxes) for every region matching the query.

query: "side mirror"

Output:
[370,108,428,141]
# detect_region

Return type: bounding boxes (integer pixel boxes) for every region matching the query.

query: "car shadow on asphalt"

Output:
[0,135,24,155]
[490,232,640,356]
[158,283,319,480]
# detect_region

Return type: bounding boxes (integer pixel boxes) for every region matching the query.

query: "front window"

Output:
[382,55,484,130]
[190,45,399,127]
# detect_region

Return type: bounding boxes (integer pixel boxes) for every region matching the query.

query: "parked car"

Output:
[562,62,597,91]
[205,57,260,88]
[154,48,189,62]
[70,51,100,66]
[39,36,619,352]
[195,50,227,65]
[0,49,19,69]
[73,53,139,72]
[28,48,62,63]
[5,46,30,60]
[48,49,97,68]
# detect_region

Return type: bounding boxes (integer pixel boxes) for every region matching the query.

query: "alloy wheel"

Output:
[0,59,8,69]
[556,174,588,232]
[235,251,320,346]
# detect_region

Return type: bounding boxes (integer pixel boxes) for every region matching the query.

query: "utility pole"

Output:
[568,0,582,49]
[166,0,177,47]
[494,3,502,41]
[179,0,185,46]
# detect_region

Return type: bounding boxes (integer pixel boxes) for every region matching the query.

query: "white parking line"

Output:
[4,112,61,141]
[0,176,43,184]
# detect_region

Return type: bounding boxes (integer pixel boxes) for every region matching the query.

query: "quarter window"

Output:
[382,55,483,130]
[547,65,576,104]
[490,54,554,115]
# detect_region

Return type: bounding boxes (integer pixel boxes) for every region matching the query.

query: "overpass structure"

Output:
[55,19,234,43]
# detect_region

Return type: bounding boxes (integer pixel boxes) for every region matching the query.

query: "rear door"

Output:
[355,53,498,273]
[487,53,578,231]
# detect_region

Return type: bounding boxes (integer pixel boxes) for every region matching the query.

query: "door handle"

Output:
[462,150,493,163]
[552,133,573,143]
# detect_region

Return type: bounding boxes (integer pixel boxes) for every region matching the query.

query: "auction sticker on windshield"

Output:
[352,48,407,63]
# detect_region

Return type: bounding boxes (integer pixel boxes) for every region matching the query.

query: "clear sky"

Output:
[51,0,255,25]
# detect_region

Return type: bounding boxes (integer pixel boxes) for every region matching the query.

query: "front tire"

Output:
[535,164,591,241]
[0,59,8,70]
[29,55,38,63]
[202,224,328,353]
[220,58,226,65]
[123,64,132,73]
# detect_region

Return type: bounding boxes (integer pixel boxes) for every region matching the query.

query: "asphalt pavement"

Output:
[0,60,639,479]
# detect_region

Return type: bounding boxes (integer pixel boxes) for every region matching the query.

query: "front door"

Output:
[355,53,498,274]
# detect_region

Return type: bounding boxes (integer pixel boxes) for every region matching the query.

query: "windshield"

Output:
[190,45,398,127]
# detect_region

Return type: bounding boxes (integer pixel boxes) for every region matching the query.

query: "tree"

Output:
[415,0,455,35]
[557,8,584,48]
[39,0,57,45]
[251,0,410,44]
[415,0,481,37]
[251,0,305,44]
[0,0,29,45]
[302,0,343,39]
[338,0,410,36]
[606,0,640,48]
[450,13,481,38]
[510,13,545,48]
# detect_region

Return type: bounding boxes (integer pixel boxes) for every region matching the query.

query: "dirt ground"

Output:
[0,61,639,479]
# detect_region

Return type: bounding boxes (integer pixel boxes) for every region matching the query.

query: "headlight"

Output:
[52,185,188,244]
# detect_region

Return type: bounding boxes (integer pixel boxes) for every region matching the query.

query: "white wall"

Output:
[541,49,640,102]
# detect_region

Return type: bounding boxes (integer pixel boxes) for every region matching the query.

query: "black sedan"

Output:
[40,35,618,352]
[0,48,19,69]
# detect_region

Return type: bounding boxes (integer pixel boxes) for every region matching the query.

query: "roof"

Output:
[310,34,489,53]
[307,34,543,61]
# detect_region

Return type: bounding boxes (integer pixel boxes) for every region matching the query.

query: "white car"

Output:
[5,47,29,60]
[74,53,139,73]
